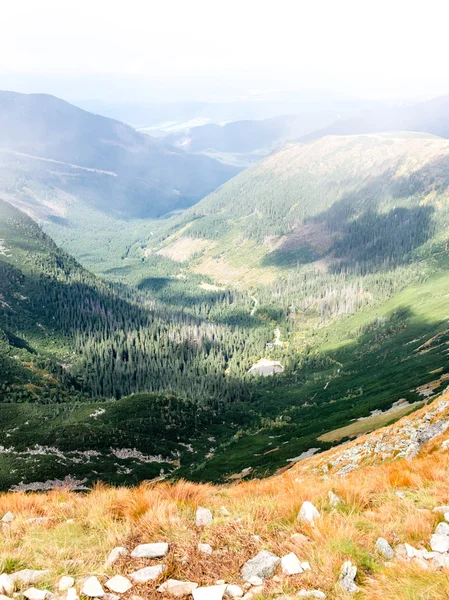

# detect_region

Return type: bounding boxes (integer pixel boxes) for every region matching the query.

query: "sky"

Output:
[0,0,448,104]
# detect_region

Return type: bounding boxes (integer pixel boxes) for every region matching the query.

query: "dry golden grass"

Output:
[2,395,449,598]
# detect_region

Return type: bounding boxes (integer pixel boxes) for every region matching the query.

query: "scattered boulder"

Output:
[433,506,449,514]
[0,574,13,596]
[105,575,133,594]
[435,522,449,536]
[23,588,49,600]
[59,577,75,591]
[375,537,395,559]
[81,576,105,598]
[158,579,198,597]
[129,565,166,583]
[192,584,226,600]
[198,543,213,554]
[297,502,320,527]
[1,511,14,523]
[281,552,303,575]
[301,561,311,571]
[11,570,49,587]
[430,534,449,553]
[328,491,342,508]
[105,546,129,566]
[196,507,213,526]
[339,561,358,593]
[131,542,169,558]
[224,584,244,598]
[246,576,263,586]
[404,543,420,558]
[297,591,326,599]
[241,550,281,581]
[66,588,79,600]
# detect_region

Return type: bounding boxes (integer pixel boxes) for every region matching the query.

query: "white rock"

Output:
[59,577,75,592]
[157,579,198,597]
[375,537,395,559]
[105,546,129,566]
[104,594,120,600]
[241,551,280,581]
[0,574,13,596]
[435,522,449,536]
[328,491,342,507]
[301,561,311,571]
[339,561,358,593]
[433,506,449,514]
[242,586,264,599]
[198,543,213,554]
[129,565,165,583]
[430,533,449,553]
[247,576,263,586]
[298,591,326,599]
[66,588,79,600]
[81,576,105,598]
[195,507,213,526]
[224,584,244,598]
[192,584,226,600]
[444,512,449,523]
[281,552,303,575]
[1,511,14,523]
[23,588,48,600]
[11,570,49,586]
[297,501,320,526]
[105,575,132,594]
[131,542,169,558]
[404,543,420,558]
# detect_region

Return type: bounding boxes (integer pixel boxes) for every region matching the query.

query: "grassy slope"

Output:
[2,393,449,599]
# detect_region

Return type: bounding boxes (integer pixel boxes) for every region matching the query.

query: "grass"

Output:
[1,395,449,598]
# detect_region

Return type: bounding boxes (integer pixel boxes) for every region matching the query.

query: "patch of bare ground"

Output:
[156,237,214,262]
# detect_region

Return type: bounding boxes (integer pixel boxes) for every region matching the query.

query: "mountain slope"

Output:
[0,90,239,220]
[2,391,449,599]
[300,95,449,142]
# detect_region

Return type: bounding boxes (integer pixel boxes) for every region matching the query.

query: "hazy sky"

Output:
[1,0,448,103]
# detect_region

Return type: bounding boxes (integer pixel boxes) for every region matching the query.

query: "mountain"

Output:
[0,90,239,221]
[159,112,339,166]
[2,390,449,600]
[300,95,449,142]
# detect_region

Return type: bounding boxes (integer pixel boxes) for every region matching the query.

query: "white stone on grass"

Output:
[105,546,129,566]
[198,543,213,554]
[129,565,165,583]
[328,491,342,507]
[11,570,49,586]
[192,584,226,600]
[339,561,358,593]
[157,579,198,597]
[298,591,326,599]
[281,552,303,575]
[195,507,213,526]
[105,575,133,594]
[375,537,395,559]
[1,511,14,523]
[224,584,244,598]
[0,574,13,596]
[81,576,105,598]
[241,550,280,581]
[59,577,75,591]
[66,588,79,600]
[435,522,449,536]
[301,561,311,571]
[297,502,320,527]
[131,542,169,558]
[23,588,49,600]
[431,533,449,553]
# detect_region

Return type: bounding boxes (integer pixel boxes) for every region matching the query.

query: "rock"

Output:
[281,552,303,575]
[129,565,165,583]
[131,542,169,558]
[328,491,341,507]
[0,595,10,600]
[435,522,449,536]
[297,591,326,599]
[224,584,244,598]
[290,533,309,545]
[375,537,395,559]
[0,574,13,596]
[247,576,263,586]
[195,507,213,526]
[444,513,449,523]
[431,533,449,553]
[81,577,105,598]
[433,506,449,514]
[301,561,311,571]
[59,577,75,592]
[192,584,226,600]
[432,553,449,568]
[242,586,264,599]
[23,588,49,600]
[104,594,120,600]
[105,576,132,594]
[158,580,199,597]
[339,561,358,593]
[406,421,449,458]
[297,502,320,527]
[66,588,79,600]
[105,546,129,566]
[1,511,14,523]
[11,570,49,586]
[404,543,420,558]
[25,517,52,525]
[395,491,406,499]
[198,543,213,554]
[242,550,280,581]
